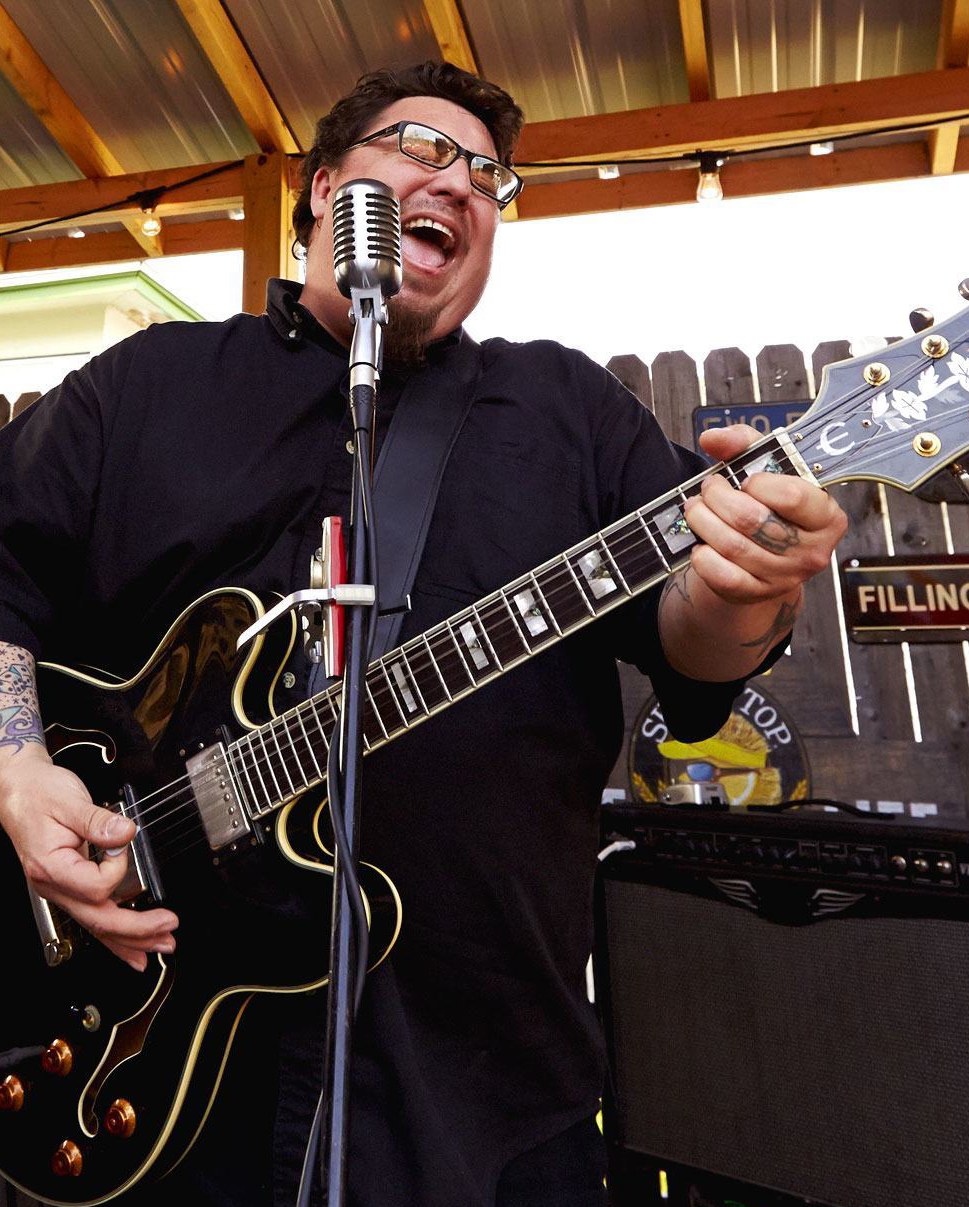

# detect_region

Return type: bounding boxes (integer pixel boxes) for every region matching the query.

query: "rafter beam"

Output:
[929,0,969,172]
[172,0,299,154]
[0,3,122,176]
[0,162,244,234]
[422,0,479,75]
[516,67,969,163]
[1,218,239,274]
[677,0,712,101]
[516,139,958,221]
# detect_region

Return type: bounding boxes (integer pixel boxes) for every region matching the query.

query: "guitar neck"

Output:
[225,432,809,820]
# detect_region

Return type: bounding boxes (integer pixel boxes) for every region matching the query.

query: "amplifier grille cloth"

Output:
[603,878,969,1207]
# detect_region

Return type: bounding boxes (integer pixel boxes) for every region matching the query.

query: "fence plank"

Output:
[650,350,699,448]
[606,354,653,412]
[756,344,809,405]
[704,347,754,406]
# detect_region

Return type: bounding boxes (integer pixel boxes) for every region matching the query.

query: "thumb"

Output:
[698,423,761,461]
[81,805,136,851]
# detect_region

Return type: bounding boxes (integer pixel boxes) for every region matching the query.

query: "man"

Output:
[0,62,846,1206]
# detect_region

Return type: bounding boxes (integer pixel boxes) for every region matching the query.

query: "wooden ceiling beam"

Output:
[516,67,969,162]
[0,162,244,232]
[677,0,712,101]
[421,1,479,75]
[929,0,969,173]
[1,218,240,274]
[172,0,299,154]
[0,3,122,177]
[516,140,955,221]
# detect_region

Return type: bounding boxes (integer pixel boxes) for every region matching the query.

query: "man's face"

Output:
[308,96,502,345]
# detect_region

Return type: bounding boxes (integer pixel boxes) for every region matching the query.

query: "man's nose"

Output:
[426,156,472,203]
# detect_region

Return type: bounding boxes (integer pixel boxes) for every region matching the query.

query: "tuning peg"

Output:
[959,279,969,301]
[909,307,934,333]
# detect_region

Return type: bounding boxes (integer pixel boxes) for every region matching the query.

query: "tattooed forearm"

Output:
[750,511,800,555]
[0,642,46,753]
[740,600,800,658]
[661,566,694,608]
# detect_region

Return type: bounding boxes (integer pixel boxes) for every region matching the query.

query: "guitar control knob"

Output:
[0,1075,25,1111]
[937,859,954,876]
[890,855,907,873]
[41,1039,74,1077]
[104,1098,137,1138]
[51,1140,83,1177]
[913,857,930,874]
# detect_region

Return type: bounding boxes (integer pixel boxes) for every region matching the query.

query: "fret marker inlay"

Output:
[742,450,785,476]
[577,549,617,599]
[390,661,419,713]
[656,503,695,554]
[512,588,549,636]
[459,621,489,669]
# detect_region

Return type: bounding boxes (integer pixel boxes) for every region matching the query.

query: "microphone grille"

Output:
[332,180,402,299]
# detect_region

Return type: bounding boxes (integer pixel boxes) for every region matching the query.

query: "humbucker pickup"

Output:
[185,742,251,850]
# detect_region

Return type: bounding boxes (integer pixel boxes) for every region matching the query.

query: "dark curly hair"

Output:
[292,61,524,249]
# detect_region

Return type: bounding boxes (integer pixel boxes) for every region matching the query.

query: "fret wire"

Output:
[422,633,453,700]
[364,677,390,739]
[636,512,671,572]
[562,555,597,615]
[722,462,743,488]
[295,710,324,781]
[379,661,411,726]
[306,698,331,751]
[529,572,562,635]
[257,730,285,802]
[281,718,309,787]
[398,647,431,715]
[224,742,255,817]
[498,590,532,652]
[244,733,274,812]
[269,724,298,796]
[471,603,503,668]
[443,618,477,685]
[598,536,631,594]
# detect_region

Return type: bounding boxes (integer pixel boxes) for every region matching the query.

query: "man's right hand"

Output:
[0,745,179,972]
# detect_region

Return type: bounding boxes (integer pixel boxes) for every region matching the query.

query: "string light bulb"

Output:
[696,152,724,202]
[140,209,162,237]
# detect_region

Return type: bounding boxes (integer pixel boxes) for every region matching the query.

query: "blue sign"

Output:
[692,401,810,455]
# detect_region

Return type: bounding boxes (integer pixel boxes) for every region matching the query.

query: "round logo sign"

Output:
[629,683,810,807]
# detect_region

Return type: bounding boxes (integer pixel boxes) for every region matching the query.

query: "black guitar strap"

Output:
[308,330,482,698]
[369,329,482,658]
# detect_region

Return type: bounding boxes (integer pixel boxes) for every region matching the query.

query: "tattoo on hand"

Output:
[0,644,45,753]
[661,567,693,608]
[740,600,799,657]
[751,511,800,555]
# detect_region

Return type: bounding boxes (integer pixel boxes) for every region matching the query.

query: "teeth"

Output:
[403,217,455,250]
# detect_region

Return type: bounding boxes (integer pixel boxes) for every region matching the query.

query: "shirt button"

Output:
[345,439,354,454]
[282,672,296,689]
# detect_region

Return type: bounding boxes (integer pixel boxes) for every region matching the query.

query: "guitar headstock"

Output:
[788,303,969,493]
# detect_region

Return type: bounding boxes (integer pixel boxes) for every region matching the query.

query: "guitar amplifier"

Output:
[594,803,969,1207]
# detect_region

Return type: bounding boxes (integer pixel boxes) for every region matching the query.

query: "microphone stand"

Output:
[321,282,386,1206]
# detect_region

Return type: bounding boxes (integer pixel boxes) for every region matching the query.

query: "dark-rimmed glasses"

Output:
[344,120,523,209]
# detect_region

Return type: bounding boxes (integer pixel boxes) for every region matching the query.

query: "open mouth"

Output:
[401,217,456,271]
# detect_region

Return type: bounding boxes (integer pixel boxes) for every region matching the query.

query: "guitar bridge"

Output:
[186,742,251,851]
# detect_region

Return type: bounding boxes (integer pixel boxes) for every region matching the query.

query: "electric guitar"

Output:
[2,307,969,1204]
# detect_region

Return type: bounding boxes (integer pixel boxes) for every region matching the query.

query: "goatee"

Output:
[383,300,441,367]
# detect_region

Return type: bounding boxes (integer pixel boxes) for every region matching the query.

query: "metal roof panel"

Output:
[462,0,690,123]
[225,0,442,150]
[1,0,259,172]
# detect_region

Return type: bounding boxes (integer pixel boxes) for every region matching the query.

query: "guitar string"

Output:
[124,389,962,856]
[118,365,968,851]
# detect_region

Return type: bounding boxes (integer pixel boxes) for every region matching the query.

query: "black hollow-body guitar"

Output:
[2,307,969,1204]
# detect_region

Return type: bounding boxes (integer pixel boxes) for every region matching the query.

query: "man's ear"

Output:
[310,166,333,219]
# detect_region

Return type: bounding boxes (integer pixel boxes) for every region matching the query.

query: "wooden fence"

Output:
[606,341,969,820]
[4,344,968,820]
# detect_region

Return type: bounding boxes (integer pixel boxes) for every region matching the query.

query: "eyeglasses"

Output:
[344,120,523,209]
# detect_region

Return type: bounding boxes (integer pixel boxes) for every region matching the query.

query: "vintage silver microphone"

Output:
[332,178,402,391]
